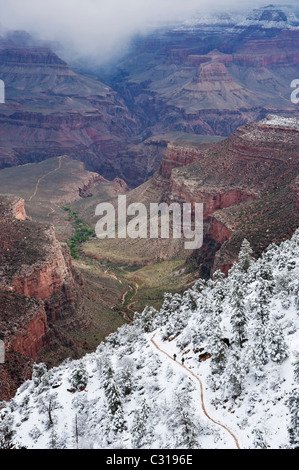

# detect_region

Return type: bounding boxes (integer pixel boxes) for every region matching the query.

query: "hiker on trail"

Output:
[182,357,185,365]
[173,354,177,361]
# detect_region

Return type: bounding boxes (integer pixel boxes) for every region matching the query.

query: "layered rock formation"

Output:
[0,44,139,182]
[1,9,298,188]
[164,115,299,275]
[106,7,298,142]
[133,116,298,276]
[160,142,208,179]
[0,195,88,400]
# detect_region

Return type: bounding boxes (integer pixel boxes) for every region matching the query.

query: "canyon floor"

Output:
[0,154,199,375]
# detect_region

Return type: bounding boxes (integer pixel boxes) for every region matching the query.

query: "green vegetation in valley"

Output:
[62,206,94,258]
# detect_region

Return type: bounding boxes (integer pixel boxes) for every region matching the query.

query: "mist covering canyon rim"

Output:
[0,0,298,64]
[0,1,298,450]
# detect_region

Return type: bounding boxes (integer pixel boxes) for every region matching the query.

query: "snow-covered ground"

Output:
[261,115,299,130]
[1,231,298,449]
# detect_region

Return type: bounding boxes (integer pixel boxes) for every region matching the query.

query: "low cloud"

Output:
[0,0,295,64]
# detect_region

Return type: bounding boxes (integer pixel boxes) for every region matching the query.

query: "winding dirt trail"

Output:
[150,334,241,450]
[120,281,139,322]
[29,156,63,202]
[126,282,139,314]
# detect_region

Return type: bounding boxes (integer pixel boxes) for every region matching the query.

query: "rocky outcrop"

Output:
[167,175,258,220]
[290,177,299,211]
[233,30,299,67]
[0,44,139,182]
[109,18,298,143]
[1,195,28,221]
[160,142,208,178]
[157,115,299,276]
[1,292,48,359]
[0,195,88,400]
[0,47,67,65]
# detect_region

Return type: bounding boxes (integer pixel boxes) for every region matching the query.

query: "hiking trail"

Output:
[150,333,241,449]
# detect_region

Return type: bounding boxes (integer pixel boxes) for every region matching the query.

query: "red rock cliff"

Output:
[158,115,299,275]
[0,195,87,400]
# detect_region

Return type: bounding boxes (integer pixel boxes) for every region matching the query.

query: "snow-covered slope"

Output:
[233,5,299,31]
[261,115,299,130]
[1,230,299,449]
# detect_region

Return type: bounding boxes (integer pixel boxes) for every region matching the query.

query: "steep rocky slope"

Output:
[1,229,298,449]
[0,43,139,181]
[71,114,298,287]
[0,195,89,400]
[164,115,299,275]
[0,155,129,240]
[103,6,298,139]
[1,6,298,187]
[98,115,298,277]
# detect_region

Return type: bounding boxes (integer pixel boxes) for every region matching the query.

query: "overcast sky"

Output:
[0,0,295,64]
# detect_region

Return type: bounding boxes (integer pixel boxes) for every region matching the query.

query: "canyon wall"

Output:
[0,195,87,400]
[158,116,299,276]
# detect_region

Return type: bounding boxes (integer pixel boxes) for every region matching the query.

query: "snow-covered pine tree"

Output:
[32,363,48,387]
[133,306,157,333]
[253,428,268,449]
[223,346,246,399]
[0,413,16,449]
[266,321,288,364]
[114,357,134,397]
[246,261,275,373]
[171,392,199,449]
[229,238,254,279]
[288,389,299,449]
[111,406,127,435]
[212,270,226,316]
[103,366,122,416]
[229,271,248,349]
[208,297,228,385]
[191,288,213,347]
[237,238,254,274]
[249,319,269,374]
[69,361,88,392]
[131,400,150,448]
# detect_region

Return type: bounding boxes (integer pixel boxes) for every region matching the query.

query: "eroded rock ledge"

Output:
[0,195,88,400]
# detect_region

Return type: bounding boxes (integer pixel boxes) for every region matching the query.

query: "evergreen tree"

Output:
[133,306,156,333]
[0,414,15,449]
[266,322,288,364]
[223,346,246,399]
[212,270,226,319]
[208,302,228,384]
[112,407,127,435]
[238,239,254,273]
[229,238,253,276]
[103,367,122,416]
[115,357,134,397]
[253,429,268,449]
[229,272,248,349]
[69,362,88,392]
[288,389,299,449]
[292,349,299,384]
[131,400,150,448]
[249,320,269,373]
[247,263,274,372]
[172,392,199,449]
[32,363,48,387]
